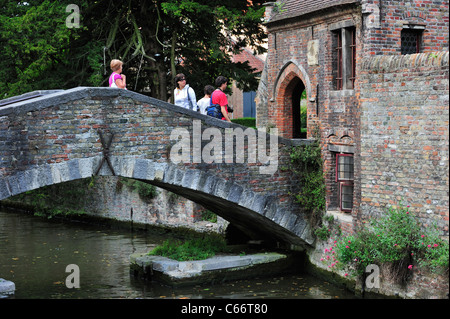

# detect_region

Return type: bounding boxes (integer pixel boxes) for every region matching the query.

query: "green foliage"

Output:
[325,205,449,279]
[34,208,86,219]
[119,178,158,202]
[231,117,256,128]
[289,140,326,225]
[149,234,229,261]
[315,224,332,241]
[201,210,217,223]
[300,104,307,134]
[7,178,94,219]
[0,1,268,100]
[415,225,449,272]
[160,0,268,97]
[0,0,87,98]
[314,215,342,240]
[272,2,287,14]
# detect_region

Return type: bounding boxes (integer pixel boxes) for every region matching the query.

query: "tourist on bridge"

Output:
[197,85,215,115]
[109,59,127,89]
[174,73,197,111]
[212,76,232,123]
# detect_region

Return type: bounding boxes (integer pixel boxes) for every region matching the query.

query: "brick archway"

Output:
[272,61,312,139]
[278,75,305,139]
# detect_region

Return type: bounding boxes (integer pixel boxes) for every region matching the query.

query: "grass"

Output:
[148,234,229,261]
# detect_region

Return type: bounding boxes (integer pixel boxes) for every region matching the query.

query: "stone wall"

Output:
[81,176,228,233]
[359,51,449,234]
[1,175,228,234]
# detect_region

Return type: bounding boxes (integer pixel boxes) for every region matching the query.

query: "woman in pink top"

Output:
[109,59,127,89]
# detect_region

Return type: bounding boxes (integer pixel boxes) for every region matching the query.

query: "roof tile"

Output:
[269,0,360,23]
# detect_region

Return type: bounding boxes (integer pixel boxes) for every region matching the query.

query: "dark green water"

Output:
[0,209,356,299]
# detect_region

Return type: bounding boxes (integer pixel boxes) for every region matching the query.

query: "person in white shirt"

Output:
[174,73,197,111]
[197,85,215,115]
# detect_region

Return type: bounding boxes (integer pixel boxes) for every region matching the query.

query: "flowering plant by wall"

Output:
[319,205,449,282]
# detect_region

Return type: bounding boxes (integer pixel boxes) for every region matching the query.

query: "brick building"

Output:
[257,0,449,234]
[229,47,265,119]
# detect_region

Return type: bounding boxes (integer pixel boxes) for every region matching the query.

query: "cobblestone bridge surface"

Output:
[0,87,314,248]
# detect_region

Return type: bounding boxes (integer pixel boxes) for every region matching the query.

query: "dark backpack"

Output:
[206,91,223,119]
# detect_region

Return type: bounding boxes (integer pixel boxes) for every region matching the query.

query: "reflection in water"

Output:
[0,210,355,299]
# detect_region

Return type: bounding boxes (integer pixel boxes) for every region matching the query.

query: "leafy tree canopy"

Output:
[0,0,269,100]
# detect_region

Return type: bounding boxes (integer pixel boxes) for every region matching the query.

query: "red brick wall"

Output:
[362,0,449,55]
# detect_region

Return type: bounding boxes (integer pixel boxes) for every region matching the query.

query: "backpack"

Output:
[206,91,223,119]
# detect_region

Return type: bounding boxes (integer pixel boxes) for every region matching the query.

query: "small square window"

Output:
[401,29,422,55]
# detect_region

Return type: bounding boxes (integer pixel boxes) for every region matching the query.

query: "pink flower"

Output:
[406,212,409,214]
[324,248,328,253]
[348,240,351,243]
[345,245,349,249]
[408,265,413,270]
[421,235,425,238]
[344,273,348,277]
[434,244,439,247]
[427,244,432,248]
[394,244,398,246]
[320,258,324,261]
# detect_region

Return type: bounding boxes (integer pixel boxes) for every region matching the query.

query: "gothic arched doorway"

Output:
[283,76,306,139]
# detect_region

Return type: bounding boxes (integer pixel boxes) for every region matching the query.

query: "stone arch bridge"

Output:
[0,87,314,249]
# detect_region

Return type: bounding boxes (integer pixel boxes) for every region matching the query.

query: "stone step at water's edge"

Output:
[130,252,302,287]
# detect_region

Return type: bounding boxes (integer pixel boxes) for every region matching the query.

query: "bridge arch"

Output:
[0,87,315,248]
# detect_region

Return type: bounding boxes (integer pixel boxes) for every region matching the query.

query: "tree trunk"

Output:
[169,27,178,104]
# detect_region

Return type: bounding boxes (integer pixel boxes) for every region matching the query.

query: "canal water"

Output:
[0,209,356,299]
